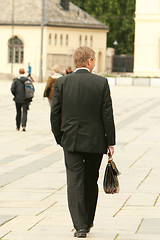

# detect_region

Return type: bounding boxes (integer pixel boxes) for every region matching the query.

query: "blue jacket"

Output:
[28,65,31,74]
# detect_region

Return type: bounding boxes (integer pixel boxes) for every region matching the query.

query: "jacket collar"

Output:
[18,74,26,79]
[51,73,62,79]
[74,68,91,74]
[75,67,90,72]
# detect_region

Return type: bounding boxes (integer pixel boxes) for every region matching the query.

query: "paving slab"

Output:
[138,218,160,235]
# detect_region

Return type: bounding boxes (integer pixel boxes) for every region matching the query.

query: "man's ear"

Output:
[88,58,92,66]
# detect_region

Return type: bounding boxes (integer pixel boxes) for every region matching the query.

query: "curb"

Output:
[107,77,160,87]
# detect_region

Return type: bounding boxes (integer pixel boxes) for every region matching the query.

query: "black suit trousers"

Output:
[63,150,103,230]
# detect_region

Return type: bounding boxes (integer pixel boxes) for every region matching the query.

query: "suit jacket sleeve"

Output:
[102,79,116,146]
[50,79,63,145]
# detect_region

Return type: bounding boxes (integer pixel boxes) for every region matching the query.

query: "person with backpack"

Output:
[11,68,34,132]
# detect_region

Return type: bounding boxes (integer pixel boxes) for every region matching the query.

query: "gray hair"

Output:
[73,46,95,68]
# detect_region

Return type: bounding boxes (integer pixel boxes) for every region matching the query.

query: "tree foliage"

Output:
[71,0,135,55]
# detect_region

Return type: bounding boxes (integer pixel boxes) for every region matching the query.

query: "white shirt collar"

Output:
[74,67,90,72]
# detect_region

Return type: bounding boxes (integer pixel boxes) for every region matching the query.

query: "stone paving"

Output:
[0,80,160,240]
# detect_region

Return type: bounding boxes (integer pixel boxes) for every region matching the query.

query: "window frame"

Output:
[8,36,24,64]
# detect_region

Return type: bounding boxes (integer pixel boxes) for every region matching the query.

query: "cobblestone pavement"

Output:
[0,80,160,240]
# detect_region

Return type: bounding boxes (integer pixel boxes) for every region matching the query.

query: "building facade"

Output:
[134,0,160,76]
[0,0,108,81]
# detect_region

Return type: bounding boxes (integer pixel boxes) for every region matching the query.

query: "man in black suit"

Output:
[51,46,115,238]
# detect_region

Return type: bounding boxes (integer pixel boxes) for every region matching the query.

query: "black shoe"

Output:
[74,229,87,238]
[86,224,93,233]
[86,228,90,233]
[22,127,26,132]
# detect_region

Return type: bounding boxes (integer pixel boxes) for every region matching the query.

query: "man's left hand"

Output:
[108,146,114,157]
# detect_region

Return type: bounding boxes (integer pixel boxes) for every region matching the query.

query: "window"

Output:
[85,36,87,46]
[79,35,82,46]
[54,34,57,45]
[8,36,24,63]
[49,34,52,45]
[66,34,69,46]
[60,34,63,46]
[90,36,93,47]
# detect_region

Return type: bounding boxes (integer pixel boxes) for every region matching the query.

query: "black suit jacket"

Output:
[50,69,115,154]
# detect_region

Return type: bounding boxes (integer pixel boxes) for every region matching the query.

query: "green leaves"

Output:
[71,0,135,55]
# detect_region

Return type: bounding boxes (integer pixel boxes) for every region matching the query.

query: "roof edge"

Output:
[0,23,109,31]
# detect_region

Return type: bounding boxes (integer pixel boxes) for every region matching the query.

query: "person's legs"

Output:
[63,150,88,231]
[27,74,34,82]
[29,75,34,82]
[15,102,22,130]
[22,103,29,130]
[83,153,103,229]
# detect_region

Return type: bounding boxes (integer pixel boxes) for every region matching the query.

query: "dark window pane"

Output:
[66,35,68,46]
[60,34,63,45]
[49,34,52,45]
[54,34,57,45]
[9,47,13,63]
[79,35,82,46]
[20,47,23,63]
[15,47,19,63]
[85,36,87,46]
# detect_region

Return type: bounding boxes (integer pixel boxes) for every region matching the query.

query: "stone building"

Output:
[134,0,160,76]
[0,0,109,80]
